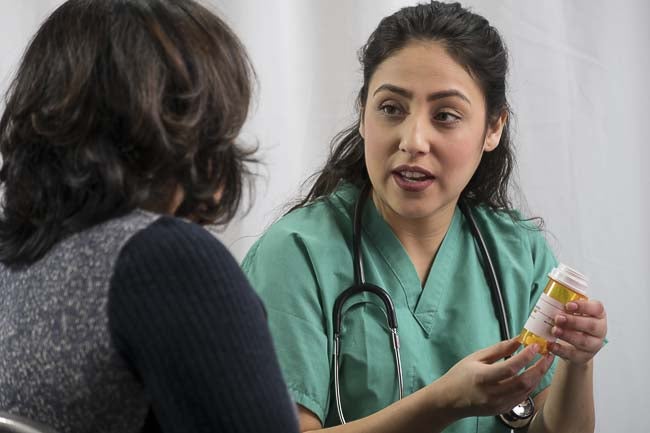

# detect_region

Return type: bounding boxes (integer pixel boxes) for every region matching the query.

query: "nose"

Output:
[398,111,431,156]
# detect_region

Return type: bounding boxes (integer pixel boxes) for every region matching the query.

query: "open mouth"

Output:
[392,166,435,192]
[395,170,433,182]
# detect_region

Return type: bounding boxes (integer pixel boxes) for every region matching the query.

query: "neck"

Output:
[372,192,457,285]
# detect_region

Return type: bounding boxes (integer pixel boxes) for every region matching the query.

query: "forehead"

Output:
[368,40,484,102]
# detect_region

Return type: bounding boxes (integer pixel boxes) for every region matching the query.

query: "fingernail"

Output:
[555,315,567,324]
[552,326,562,337]
[530,344,539,353]
[566,302,578,312]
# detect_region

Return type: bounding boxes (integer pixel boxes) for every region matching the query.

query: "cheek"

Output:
[451,142,481,162]
[363,120,395,164]
[440,123,486,165]
[363,140,383,182]
[437,138,485,180]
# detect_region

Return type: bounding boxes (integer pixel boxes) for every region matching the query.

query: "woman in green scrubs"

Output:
[243,2,608,432]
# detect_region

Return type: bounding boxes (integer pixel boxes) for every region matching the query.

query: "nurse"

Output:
[243,2,607,432]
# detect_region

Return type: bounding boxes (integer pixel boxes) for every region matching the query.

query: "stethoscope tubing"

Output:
[457,200,511,341]
[332,184,532,430]
[333,184,403,424]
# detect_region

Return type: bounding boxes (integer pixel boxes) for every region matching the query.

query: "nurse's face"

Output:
[360,40,505,224]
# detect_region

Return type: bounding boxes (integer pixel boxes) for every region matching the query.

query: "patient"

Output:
[0,1,299,432]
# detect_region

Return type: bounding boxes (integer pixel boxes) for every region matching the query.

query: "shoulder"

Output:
[108,215,261,343]
[471,206,545,242]
[112,216,244,296]
[40,210,161,269]
[468,206,553,265]
[121,215,235,263]
[467,206,557,318]
[243,184,358,266]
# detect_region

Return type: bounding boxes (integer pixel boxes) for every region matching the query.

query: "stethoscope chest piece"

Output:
[499,396,534,429]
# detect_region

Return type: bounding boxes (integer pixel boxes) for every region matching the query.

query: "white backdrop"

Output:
[2,1,648,432]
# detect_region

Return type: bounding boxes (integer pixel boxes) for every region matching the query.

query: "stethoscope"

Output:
[332,184,534,430]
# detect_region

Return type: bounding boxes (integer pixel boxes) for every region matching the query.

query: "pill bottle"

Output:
[518,264,588,354]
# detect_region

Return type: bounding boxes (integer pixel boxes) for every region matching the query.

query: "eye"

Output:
[378,102,405,118]
[433,111,461,124]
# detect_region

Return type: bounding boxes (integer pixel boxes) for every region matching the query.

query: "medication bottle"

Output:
[518,264,588,354]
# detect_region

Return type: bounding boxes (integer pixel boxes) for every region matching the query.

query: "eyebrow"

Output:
[372,84,471,105]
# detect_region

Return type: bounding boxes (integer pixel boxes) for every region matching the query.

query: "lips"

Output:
[392,165,435,192]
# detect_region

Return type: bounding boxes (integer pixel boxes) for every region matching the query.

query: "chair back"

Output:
[0,412,59,433]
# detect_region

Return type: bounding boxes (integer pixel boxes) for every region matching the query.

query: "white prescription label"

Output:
[523,293,564,341]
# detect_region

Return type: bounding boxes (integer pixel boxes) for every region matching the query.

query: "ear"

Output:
[483,111,507,152]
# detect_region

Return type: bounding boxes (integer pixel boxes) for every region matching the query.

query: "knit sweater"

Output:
[0,210,299,433]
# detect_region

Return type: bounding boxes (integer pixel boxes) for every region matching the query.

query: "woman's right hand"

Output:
[434,338,555,419]
[298,339,554,433]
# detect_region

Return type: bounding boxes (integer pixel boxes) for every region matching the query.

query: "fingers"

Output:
[565,299,606,319]
[553,313,607,339]
[552,299,607,360]
[481,344,540,382]
[552,326,604,353]
[496,352,555,397]
[475,338,522,364]
[548,340,598,364]
[483,352,555,415]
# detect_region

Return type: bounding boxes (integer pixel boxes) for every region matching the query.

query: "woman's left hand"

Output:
[549,299,607,365]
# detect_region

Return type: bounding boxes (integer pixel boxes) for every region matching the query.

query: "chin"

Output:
[390,192,455,221]
[388,200,437,220]
[400,208,439,221]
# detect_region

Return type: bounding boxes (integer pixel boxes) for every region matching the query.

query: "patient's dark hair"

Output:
[295,1,513,211]
[0,0,255,266]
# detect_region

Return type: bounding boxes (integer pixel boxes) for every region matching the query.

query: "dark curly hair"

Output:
[295,1,514,211]
[0,0,256,266]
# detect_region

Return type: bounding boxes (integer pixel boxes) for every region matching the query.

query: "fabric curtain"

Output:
[2,1,648,432]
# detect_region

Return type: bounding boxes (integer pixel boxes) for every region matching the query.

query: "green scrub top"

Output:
[242,183,558,433]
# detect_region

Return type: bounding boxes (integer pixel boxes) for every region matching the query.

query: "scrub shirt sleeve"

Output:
[242,229,332,423]
[526,226,560,398]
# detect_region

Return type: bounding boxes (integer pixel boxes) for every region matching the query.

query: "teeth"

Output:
[400,171,427,180]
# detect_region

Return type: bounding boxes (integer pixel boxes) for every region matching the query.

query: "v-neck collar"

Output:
[360,197,462,336]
